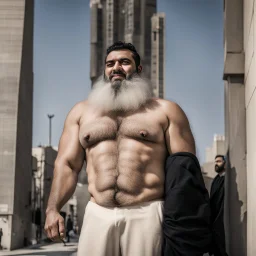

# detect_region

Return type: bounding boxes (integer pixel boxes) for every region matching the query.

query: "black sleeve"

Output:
[162,152,212,256]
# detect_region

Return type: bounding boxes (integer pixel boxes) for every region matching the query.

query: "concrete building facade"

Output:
[205,134,225,165]
[0,0,34,250]
[90,0,104,84]
[89,0,161,86]
[223,0,253,254]
[32,147,89,238]
[61,163,89,234]
[32,146,57,241]
[90,0,126,83]
[243,1,256,255]
[151,13,165,98]
[105,0,125,48]
[124,0,156,79]
[201,134,226,191]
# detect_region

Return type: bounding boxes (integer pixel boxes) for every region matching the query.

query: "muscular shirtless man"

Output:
[44,41,195,256]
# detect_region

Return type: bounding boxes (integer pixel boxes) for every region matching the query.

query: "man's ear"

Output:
[138,65,142,73]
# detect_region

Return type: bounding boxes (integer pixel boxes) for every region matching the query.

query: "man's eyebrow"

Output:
[105,58,132,64]
[119,58,131,62]
[105,60,114,64]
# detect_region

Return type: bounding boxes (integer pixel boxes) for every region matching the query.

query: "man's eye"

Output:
[106,63,114,67]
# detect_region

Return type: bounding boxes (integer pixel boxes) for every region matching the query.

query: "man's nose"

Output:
[113,61,122,71]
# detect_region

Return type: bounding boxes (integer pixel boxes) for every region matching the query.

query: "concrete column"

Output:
[90,2,104,84]
[223,0,246,252]
[244,0,256,252]
[246,77,256,256]
[224,76,247,256]
[223,0,244,80]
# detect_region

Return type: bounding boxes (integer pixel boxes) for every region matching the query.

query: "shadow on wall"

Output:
[203,162,247,256]
[226,165,247,256]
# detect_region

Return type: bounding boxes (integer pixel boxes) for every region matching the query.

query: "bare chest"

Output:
[79,114,164,148]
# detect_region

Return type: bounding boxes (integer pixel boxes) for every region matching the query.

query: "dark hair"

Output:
[105,41,141,71]
[215,155,226,163]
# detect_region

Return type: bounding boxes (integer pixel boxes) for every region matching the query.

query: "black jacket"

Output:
[209,174,228,256]
[162,152,212,256]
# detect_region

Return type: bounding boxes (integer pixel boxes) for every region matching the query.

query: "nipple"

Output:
[140,130,147,137]
[85,134,90,141]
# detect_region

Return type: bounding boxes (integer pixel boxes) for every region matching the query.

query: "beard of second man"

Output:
[215,163,225,174]
[88,70,152,113]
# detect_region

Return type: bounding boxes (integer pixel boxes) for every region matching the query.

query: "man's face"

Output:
[105,50,139,83]
[214,157,225,173]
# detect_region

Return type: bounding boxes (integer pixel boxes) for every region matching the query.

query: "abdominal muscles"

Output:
[86,139,165,207]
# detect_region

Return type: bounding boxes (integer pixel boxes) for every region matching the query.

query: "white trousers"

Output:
[77,200,163,256]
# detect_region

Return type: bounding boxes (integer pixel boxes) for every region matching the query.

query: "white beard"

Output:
[88,75,152,112]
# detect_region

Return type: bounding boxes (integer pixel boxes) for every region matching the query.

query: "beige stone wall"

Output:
[223,0,247,255]
[244,0,256,255]
[0,0,34,250]
[12,0,34,249]
[224,78,247,256]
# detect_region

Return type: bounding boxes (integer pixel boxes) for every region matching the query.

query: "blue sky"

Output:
[33,0,224,163]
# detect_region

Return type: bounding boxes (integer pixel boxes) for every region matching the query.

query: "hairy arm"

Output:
[163,101,196,155]
[45,102,85,240]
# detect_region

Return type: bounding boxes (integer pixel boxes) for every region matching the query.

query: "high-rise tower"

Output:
[90,0,159,86]
[151,13,165,98]
[90,0,126,84]
[0,0,34,250]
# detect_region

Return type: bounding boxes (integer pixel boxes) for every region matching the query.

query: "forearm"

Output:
[46,163,79,213]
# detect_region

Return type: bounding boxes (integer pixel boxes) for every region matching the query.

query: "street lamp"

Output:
[47,114,54,147]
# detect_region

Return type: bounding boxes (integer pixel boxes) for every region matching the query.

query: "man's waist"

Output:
[89,190,164,208]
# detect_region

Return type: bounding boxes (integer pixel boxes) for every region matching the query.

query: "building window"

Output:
[153,32,157,41]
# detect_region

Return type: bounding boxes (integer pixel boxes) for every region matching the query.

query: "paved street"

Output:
[0,240,78,256]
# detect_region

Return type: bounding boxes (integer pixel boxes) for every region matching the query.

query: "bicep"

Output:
[55,109,85,173]
[165,103,195,155]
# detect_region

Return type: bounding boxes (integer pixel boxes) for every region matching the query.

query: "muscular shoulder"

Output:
[155,98,195,154]
[65,100,87,125]
[155,98,186,121]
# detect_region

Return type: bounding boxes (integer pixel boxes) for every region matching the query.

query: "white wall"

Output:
[244,0,256,255]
